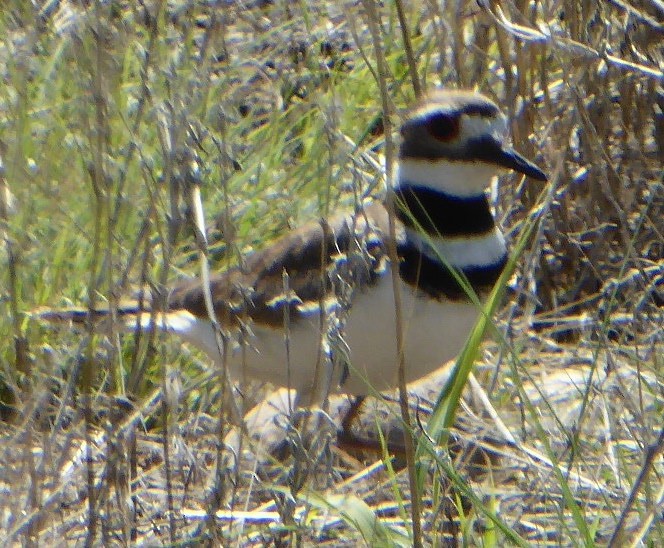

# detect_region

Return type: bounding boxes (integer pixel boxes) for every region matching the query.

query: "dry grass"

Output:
[0,0,662,546]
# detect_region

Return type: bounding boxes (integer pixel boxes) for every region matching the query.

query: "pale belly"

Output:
[339,273,480,394]
[159,272,480,397]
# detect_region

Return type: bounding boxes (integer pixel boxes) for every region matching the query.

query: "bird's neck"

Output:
[393,158,507,300]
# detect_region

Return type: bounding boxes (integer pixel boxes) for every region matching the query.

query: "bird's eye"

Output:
[426,111,459,141]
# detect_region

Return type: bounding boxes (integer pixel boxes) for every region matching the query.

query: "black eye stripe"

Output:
[426,112,459,141]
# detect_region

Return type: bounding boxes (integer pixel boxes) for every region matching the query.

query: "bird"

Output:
[39,89,547,433]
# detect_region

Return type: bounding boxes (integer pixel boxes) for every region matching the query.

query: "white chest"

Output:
[339,271,480,394]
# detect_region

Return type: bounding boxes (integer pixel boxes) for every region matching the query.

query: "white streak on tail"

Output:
[131,310,223,362]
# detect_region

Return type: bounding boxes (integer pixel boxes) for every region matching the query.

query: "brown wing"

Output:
[167,203,391,328]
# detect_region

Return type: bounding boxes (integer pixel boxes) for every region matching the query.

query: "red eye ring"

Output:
[426,112,459,141]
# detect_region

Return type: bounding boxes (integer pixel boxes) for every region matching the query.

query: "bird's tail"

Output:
[34,303,222,361]
[33,301,152,329]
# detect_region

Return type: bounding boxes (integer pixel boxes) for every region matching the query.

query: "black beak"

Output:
[471,136,548,181]
[496,146,548,181]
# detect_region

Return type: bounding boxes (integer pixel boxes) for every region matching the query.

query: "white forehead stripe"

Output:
[460,112,508,141]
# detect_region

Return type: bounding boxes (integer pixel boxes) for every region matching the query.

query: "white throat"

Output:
[398,158,499,197]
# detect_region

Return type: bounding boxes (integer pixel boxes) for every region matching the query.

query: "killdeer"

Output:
[40,90,547,421]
